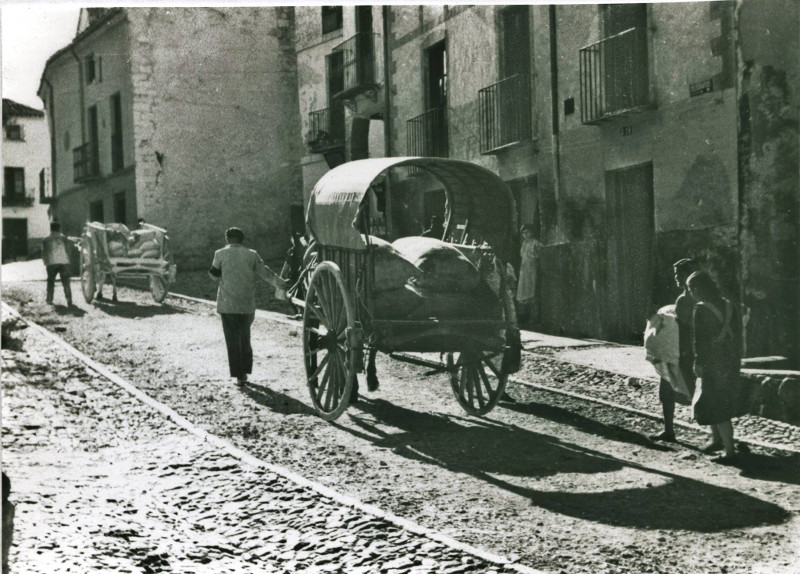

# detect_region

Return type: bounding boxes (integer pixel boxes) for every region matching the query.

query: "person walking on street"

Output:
[516,224,541,326]
[42,222,75,306]
[208,227,284,385]
[650,258,698,443]
[687,271,743,464]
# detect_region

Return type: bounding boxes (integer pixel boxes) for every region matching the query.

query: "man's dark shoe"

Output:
[700,441,724,453]
[649,431,677,443]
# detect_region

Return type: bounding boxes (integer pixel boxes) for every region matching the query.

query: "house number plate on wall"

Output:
[621,126,633,136]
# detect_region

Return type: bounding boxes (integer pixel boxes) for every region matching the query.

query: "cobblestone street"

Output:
[2,276,800,574]
[2,309,533,574]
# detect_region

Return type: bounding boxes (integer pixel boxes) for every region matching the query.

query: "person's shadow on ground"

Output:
[238,381,317,416]
[93,300,185,318]
[341,398,791,532]
[53,304,86,317]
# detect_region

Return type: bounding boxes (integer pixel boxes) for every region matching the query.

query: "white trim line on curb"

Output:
[1,302,545,574]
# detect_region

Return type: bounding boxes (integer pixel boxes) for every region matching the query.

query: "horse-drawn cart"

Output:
[79,221,177,304]
[295,157,521,420]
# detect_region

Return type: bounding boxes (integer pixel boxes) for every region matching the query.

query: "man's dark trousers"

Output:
[220,313,255,378]
[46,264,72,304]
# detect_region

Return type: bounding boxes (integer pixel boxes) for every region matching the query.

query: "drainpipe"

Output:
[69,46,86,147]
[548,6,561,203]
[382,5,392,158]
[382,5,394,236]
[42,78,57,201]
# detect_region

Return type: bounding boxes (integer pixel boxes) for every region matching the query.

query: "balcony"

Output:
[329,32,378,102]
[479,74,532,154]
[407,108,448,160]
[73,143,98,182]
[305,107,345,154]
[579,27,650,125]
[2,194,35,207]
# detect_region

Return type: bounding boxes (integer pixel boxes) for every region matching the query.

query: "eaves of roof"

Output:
[2,98,45,119]
[38,7,126,97]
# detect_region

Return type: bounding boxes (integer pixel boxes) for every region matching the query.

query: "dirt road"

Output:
[3,280,799,574]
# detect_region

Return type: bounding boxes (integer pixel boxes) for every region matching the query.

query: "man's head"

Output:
[138,217,146,226]
[50,222,61,233]
[225,227,244,244]
[673,258,698,288]
[686,271,720,303]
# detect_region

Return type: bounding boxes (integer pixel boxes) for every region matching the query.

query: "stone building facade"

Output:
[295,3,799,364]
[39,7,304,268]
[2,99,53,262]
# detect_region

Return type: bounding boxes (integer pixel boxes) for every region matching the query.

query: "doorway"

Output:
[604,162,654,342]
[2,218,28,262]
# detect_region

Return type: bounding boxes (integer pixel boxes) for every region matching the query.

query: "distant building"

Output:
[2,99,53,262]
[295,3,799,363]
[38,7,304,268]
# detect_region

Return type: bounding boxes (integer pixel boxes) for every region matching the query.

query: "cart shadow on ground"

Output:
[92,299,187,319]
[339,398,792,532]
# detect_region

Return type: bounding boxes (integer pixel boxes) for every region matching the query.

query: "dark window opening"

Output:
[325,50,347,141]
[114,192,126,224]
[110,92,124,172]
[322,6,343,34]
[88,105,100,176]
[3,167,25,198]
[5,124,22,141]
[85,53,96,84]
[89,199,104,223]
[500,5,530,79]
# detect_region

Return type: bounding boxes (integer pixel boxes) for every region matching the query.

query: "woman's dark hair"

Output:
[686,271,720,301]
[520,224,535,234]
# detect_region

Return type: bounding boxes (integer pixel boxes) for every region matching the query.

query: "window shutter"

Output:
[19,125,25,141]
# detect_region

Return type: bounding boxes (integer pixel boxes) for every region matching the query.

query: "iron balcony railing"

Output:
[479,74,532,154]
[2,194,35,207]
[407,107,448,160]
[330,32,377,99]
[73,143,98,181]
[306,107,345,152]
[579,27,650,124]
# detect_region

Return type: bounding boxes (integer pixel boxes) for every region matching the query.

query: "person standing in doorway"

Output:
[650,258,698,443]
[515,224,541,326]
[687,271,742,464]
[42,222,74,306]
[208,227,284,385]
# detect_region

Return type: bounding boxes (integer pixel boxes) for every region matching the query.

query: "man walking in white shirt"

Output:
[208,227,284,384]
[42,222,74,306]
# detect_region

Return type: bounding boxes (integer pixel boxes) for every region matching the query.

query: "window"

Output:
[88,105,100,176]
[89,200,104,223]
[39,168,53,203]
[5,124,23,141]
[3,167,25,197]
[110,93,124,172]
[322,6,343,34]
[85,53,96,84]
[114,192,126,224]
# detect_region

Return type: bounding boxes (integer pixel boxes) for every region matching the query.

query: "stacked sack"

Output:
[366,236,424,319]
[369,236,501,321]
[105,223,130,257]
[127,229,161,259]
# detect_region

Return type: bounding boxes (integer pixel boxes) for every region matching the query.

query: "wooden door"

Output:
[2,218,28,262]
[605,163,654,342]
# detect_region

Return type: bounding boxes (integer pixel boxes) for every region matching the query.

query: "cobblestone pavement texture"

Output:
[3,279,800,574]
[2,316,527,574]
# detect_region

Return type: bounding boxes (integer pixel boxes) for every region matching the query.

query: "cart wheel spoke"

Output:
[303,262,355,421]
[448,349,509,417]
[308,352,331,383]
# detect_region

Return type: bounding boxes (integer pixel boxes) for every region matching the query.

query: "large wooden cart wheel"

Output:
[447,349,509,416]
[79,238,96,304]
[150,275,168,303]
[303,262,356,420]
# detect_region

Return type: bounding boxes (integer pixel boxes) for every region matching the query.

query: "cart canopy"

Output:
[306,157,517,261]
